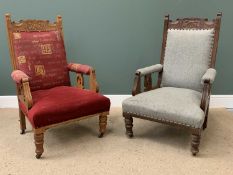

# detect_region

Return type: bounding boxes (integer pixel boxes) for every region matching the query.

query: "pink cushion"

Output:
[12,31,70,91]
[11,70,29,83]
[20,86,110,128]
[67,63,92,74]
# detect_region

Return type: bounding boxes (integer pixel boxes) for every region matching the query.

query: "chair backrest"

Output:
[158,13,222,92]
[5,14,70,91]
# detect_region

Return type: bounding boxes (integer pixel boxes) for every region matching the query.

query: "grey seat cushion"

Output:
[161,29,214,92]
[122,87,205,128]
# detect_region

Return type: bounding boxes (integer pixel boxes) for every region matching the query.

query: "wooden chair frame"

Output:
[123,13,222,155]
[5,14,109,159]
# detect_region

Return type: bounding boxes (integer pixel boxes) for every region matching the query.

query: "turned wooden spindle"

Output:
[34,132,44,159]
[191,134,201,156]
[99,115,107,138]
[125,116,133,138]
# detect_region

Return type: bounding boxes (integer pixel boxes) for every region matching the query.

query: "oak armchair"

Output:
[5,14,110,159]
[122,13,222,155]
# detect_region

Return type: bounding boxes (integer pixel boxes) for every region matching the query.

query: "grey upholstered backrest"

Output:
[161,29,214,92]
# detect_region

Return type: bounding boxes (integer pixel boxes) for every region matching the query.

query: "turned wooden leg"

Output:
[34,131,44,159]
[19,109,26,134]
[191,133,201,156]
[124,116,133,138]
[98,114,107,138]
[203,106,209,130]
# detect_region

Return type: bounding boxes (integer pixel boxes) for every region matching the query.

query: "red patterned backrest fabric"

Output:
[12,31,70,91]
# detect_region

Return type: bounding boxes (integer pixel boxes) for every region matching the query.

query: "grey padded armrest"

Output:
[201,68,216,84]
[136,64,163,76]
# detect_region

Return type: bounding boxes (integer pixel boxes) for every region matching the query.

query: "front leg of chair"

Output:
[34,130,45,159]
[124,115,134,138]
[191,133,201,156]
[201,83,211,130]
[98,114,107,138]
[19,109,26,134]
[132,74,141,96]
[203,104,210,130]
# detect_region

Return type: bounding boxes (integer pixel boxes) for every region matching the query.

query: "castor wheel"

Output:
[35,154,42,159]
[20,130,25,134]
[98,133,104,138]
[127,132,133,138]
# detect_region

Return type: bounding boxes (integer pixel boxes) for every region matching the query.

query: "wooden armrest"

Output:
[132,73,141,96]
[19,78,33,109]
[67,62,99,92]
[89,69,99,92]
[73,68,99,93]
[132,72,159,96]
[136,64,163,76]
[201,68,216,85]
[11,70,33,109]
[200,82,211,112]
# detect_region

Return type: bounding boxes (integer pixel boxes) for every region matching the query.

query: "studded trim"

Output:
[123,111,201,129]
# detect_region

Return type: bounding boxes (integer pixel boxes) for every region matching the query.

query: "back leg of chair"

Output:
[124,115,133,138]
[34,130,45,159]
[191,133,201,156]
[98,114,107,138]
[19,109,26,134]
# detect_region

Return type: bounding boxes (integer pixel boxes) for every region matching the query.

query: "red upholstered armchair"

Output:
[5,14,110,159]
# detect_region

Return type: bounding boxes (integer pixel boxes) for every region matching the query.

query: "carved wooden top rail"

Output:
[5,13,62,32]
[167,13,222,30]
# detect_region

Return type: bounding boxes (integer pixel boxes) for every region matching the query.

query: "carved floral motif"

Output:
[169,18,215,29]
[12,20,58,32]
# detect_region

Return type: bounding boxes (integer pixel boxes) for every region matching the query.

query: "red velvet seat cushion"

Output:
[21,86,110,128]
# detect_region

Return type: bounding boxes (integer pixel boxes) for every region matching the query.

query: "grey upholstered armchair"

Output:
[122,13,222,156]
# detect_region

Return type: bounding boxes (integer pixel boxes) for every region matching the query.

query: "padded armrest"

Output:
[11,70,29,84]
[11,70,33,108]
[136,64,163,76]
[201,68,216,84]
[67,63,93,75]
